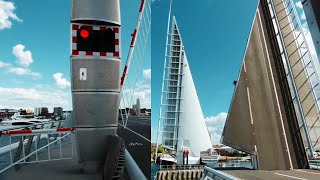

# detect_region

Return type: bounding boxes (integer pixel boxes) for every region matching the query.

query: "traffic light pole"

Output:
[70,0,122,173]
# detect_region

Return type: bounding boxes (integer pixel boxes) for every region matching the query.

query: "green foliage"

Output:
[233,149,238,154]
[157,144,165,153]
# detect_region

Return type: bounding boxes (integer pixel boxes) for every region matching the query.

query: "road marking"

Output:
[274,173,309,180]
[246,87,254,125]
[295,169,320,175]
[257,8,293,170]
[235,1,259,87]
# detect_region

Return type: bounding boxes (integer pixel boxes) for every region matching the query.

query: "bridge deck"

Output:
[0,140,102,180]
[0,117,151,180]
[222,169,320,179]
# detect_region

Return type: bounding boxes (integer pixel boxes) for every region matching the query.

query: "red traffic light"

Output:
[80,30,89,38]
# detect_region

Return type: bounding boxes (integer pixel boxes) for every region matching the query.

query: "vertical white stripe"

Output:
[79,51,85,56]
[72,43,77,50]
[257,9,293,170]
[93,26,99,30]
[72,30,77,37]
[115,45,120,52]
[247,87,254,125]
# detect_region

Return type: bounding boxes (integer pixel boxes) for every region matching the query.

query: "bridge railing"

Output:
[202,166,240,180]
[0,120,64,132]
[0,120,65,154]
[309,160,320,170]
[0,127,74,174]
[266,0,320,157]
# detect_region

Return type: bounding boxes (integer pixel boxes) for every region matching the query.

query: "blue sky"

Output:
[0,0,150,111]
[151,0,317,144]
[1,0,317,145]
[151,0,259,144]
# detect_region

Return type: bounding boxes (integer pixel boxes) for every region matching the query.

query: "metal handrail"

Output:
[203,166,240,180]
[0,120,65,132]
[309,160,320,169]
[0,121,65,155]
[125,149,147,180]
[0,132,73,174]
[267,0,315,157]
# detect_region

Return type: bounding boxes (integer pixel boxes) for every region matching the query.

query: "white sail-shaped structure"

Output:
[157,16,212,164]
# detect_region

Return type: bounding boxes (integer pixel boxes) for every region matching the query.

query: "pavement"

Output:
[222,169,320,180]
[117,116,151,178]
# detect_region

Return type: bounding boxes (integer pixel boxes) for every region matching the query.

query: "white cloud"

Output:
[0,87,72,110]
[0,45,40,78]
[53,73,71,88]
[12,44,33,67]
[0,0,21,30]
[122,83,151,109]
[143,68,151,80]
[8,67,41,78]
[0,61,10,67]
[205,112,228,145]
[295,1,303,9]
[295,1,306,21]
[300,11,306,21]
[120,69,151,109]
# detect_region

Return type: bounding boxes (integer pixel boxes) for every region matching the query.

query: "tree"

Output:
[232,149,239,157]
[157,144,165,153]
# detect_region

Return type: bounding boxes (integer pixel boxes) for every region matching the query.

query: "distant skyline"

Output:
[151,0,318,145]
[0,0,151,111]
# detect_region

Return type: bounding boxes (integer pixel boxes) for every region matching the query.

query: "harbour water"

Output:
[0,136,23,170]
[151,163,160,179]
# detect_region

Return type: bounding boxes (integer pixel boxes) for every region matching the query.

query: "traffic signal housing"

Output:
[77,27,116,52]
